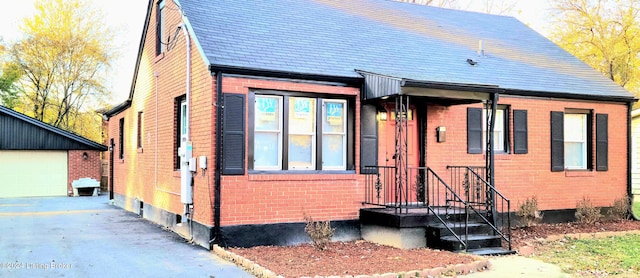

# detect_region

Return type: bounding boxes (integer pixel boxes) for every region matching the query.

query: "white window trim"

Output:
[482,108,506,152]
[254,95,283,171]
[564,113,587,170]
[322,99,347,170]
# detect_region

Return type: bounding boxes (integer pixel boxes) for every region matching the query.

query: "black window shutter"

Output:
[550,111,564,172]
[513,110,528,154]
[596,114,608,171]
[222,94,245,175]
[360,104,378,174]
[467,107,482,154]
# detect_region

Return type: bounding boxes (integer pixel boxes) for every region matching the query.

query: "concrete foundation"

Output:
[361,224,426,249]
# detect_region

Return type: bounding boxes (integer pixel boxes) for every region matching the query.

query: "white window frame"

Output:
[482,108,506,153]
[564,113,588,170]
[322,99,347,170]
[254,95,283,171]
[288,97,316,170]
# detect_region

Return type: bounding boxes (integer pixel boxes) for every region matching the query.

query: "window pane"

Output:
[289,97,316,134]
[565,142,586,168]
[324,102,345,133]
[181,101,187,136]
[323,134,345,169]
[289,135,314,169]
[254,132,281,169]
[564,114,586,141]
[483,108,506,151]
[255,96,281,131]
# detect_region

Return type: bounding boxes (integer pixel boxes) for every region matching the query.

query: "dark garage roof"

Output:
[0,105,107,151]
[175,0,634,101]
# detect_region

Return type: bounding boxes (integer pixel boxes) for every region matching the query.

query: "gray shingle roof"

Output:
[179,0,634,100]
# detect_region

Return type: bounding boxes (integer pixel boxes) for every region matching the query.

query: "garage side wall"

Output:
[68,150,103,196]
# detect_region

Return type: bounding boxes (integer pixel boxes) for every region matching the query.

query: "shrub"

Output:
[516,196,543,227]
[608,197,631,220]
[303,212,335,250]
[575,197,601,224]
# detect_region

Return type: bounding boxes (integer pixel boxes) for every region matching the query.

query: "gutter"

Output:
[628,102,637,220]
[213,70,223,246]
[208,64,362,86]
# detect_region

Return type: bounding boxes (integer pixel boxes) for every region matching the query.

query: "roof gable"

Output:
[0,106,107,151]
[173,0,634,101]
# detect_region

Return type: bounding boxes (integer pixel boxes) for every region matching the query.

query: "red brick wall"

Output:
[218,77,363,226]
[425,96,628,211]
[107,1,214,224]
[67,150,102,195]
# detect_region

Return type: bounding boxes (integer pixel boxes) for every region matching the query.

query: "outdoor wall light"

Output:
[436,126,446,142]
[83,152,88,160]
[378,111,388,121]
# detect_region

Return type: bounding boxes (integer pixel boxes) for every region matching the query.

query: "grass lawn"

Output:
[534,234,640,277]
[633,200,640,217]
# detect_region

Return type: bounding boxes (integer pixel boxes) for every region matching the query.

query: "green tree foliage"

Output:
[7,0,116,142]
[0,43,22,109]
[549,0,640,101]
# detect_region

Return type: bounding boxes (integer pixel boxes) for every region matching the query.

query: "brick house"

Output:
[104,0,636,253]
[0,105,106,198]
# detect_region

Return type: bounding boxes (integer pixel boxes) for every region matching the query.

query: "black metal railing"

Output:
[363,166,402,209]
[362,165,512,251]
[447,166,512,250]
[423,167,468,250]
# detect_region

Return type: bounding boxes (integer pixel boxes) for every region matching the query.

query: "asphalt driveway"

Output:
[0,195,253,277]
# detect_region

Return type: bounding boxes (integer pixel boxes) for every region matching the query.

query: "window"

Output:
[564,113,587,169]
[467,105,525,154]
[254,95,283,170]
[156,0,166,55]
[550,110,607,172]
[174,96,186,169]
[322,100,347,170]
[482,106,508,153]
[288,97,316,169]
[250,92,352,171]
[137,111,143,149]
[119,118,124,159]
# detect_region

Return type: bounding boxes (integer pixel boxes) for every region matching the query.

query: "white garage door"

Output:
[0,150,68,198]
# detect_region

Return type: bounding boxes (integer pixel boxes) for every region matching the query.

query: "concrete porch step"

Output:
[439,234,502,251]
[459,247,516,256]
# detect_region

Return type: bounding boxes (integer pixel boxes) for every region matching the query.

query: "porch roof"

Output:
[358,70,498,104]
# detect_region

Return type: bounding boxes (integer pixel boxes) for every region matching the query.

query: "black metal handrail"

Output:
[423,167,468,250]
[447,166,512,250]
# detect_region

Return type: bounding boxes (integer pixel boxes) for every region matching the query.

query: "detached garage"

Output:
[0,106,107,198]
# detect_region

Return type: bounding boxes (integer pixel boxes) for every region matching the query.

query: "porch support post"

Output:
[395,95,410,213]
[485,92,499,223]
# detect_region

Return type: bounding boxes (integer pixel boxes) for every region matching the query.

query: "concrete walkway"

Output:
[464,255,569,278]
[0,195,253,277]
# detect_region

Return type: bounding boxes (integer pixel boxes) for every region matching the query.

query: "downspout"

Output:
[628,102,636,220]
[172,0,193,223]
[181,23,192,222]
[213,71,223,245]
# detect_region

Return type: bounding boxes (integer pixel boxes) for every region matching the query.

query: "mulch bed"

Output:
[224,219,640,278]
[229,240,479,277]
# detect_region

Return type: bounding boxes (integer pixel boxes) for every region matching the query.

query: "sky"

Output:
[0,0,552,106]
[0,0,149,106]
